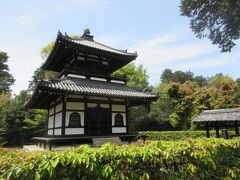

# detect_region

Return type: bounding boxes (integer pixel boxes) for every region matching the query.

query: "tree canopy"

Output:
[0,52,15,93]
[113,63,149,90]
[29,35,81,91]
[180,0,240,52]
[161,68,207,87]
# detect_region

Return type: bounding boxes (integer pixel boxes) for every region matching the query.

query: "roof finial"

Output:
[84,25,91,35]
[82,25,94,41]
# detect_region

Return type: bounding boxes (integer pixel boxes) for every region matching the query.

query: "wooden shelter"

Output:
[193,108,240,138]
[25,30,158,150]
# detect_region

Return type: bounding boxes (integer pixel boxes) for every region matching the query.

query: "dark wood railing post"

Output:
[205,122,210,138]
[215,126,220,138]
[235,122,239,135]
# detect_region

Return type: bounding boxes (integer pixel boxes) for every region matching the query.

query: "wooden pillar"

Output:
[215,126,220,138]
[84,96,87,135]
[53,102,56,135]
[61,97,66,136]
[126,100,129,134]
[235,122,239,135]
[205,122,210,138]
[109,99,112,134]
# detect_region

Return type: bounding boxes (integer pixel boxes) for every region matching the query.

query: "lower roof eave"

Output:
[26,91,158,109]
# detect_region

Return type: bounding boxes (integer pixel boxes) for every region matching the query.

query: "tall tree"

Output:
[0,90,47,145]
[148,83,175,130]
[208,73,234,89]
[161,69,194,84]
[113,63,149,90]
[193,75,208,87]
[236,78,240,88]
[167,81,196,130]
[161,69,174,83]
[29,35,80,91]
[180,0,240,52]
[0,51,15,93]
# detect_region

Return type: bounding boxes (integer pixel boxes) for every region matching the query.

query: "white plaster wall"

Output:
[112,113,126,126]
[55,112,62,127]
[66,102,84,110]
[54,129,62,135]
[65,111,84,126]
[67,74,86,79]
[112,105,126,112]
[87,103,97,108]
[112,127,126,133]
[90,77,107,82]
[48,129,53,135]
[65,128,84,135]
[68,95,83,99]
[88,96,108,100]
[100,104,109,108]
[49,107,54,116]
[48,116,54,128]
[110,80,125,84]
[55,103,63,113]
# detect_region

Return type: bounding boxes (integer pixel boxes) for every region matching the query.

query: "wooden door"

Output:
[86,105,111,136]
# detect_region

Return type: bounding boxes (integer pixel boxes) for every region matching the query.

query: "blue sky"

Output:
[1,0,240,95]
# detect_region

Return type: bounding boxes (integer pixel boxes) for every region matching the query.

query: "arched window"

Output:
[114,113,124,127]
[69,112,81,127]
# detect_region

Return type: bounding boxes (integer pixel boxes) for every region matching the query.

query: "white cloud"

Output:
[95,34,127,48]
[171,58,236,70]
[125,34,240,85]
[130,35,215,65]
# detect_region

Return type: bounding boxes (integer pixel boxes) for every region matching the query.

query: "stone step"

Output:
[92,137,122,147]
[23,145,45,152]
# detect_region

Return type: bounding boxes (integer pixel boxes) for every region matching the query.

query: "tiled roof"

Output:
[63,32,137,57]
[193,108,240,122]
[70,38,136,56]
[39,77,158,99]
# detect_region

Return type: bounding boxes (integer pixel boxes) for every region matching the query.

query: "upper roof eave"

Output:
[42,31,138,71]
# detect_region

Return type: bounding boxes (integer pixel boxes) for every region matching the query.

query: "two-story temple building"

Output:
[25,30,158,150]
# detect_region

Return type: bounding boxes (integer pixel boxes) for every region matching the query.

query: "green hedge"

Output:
[138,130,236,141]
[1,138,240,179]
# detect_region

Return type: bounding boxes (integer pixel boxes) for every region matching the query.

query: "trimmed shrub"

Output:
[138,130,236,141]
[0,138,240,179]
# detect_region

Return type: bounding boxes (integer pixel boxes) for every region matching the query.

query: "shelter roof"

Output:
[193,108,240,123]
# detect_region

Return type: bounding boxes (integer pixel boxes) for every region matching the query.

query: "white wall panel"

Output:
[54,129,62,135]
[48,116,54,128]
[55,112,62,127]
[87,103,97,108]
[112,105,126,112]
[55,103,63,113]
[65,128,84,135]
[48,129,53,135]
[65,111,84,126]
[112,113,126,126]
[100,104,109,108]
[112,127,126,133]
[66,102,84,110]
[49,107,54,116]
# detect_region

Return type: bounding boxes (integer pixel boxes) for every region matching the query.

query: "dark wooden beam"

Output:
[61,97,66,136]
[126,100,129,134]
[109,99,112,134]
[235,122,239,135]
[205,122,210,138]
[53,103,56,136]
[215,126,220,138]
